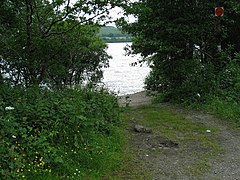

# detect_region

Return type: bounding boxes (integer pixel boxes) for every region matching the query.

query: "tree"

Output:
[43,23,110,87]
[119,0,240,101]
[0,0,125,87]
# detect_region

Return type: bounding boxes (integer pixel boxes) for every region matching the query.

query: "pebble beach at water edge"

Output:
[118,91,153,107]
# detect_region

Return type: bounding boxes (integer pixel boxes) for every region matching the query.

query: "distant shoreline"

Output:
[104,40,132,43]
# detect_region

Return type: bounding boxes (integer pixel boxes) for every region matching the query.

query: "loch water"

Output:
[102,42,150,95]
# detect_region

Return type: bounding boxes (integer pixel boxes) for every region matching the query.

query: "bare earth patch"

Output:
[116,91,240,180]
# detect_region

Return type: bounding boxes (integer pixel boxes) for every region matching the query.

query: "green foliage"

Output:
[0,85,122,179]
[0,0,129,87]
[119,0,240,106]
[205,96,240,125]
[118,0,220,99]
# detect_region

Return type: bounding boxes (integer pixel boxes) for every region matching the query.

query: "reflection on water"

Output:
[102,42,150,95]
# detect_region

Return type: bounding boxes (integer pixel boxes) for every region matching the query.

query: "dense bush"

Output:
[0,85,121,179]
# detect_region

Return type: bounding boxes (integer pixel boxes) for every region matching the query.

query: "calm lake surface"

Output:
[102,42,150,95]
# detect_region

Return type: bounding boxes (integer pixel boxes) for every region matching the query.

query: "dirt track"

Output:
[118,91,240,179]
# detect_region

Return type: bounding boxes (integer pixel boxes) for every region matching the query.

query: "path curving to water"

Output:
[117,91,240,179]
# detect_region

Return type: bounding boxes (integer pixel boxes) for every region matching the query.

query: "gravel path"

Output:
[118,91,240,180]
[177,109,240,180]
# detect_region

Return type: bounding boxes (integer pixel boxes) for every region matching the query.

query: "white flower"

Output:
[12,135,16,138]
[196,93,201,97]
[5,106,14,110]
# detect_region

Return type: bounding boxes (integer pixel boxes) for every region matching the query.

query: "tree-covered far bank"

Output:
[99,26,132,43]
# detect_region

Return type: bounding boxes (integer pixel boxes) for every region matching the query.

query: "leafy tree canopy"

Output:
[0,0,127,87]
[118,0,240,102]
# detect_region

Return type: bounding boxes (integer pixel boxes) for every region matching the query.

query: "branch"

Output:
[34,1,44,34]
[42,0,71,37]
[0,35,24,68]
[193,45,214,60]
[44,7,113,38]
[182,36,215,60]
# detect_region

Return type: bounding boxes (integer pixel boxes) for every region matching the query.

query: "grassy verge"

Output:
[203,96,240,127]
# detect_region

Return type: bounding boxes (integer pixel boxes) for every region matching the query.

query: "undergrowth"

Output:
[203,96,240,127]
[0,84,123,179]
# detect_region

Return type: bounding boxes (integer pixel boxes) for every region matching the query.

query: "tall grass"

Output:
[204,96,240,126]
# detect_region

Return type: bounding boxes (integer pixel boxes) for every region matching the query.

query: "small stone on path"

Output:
[134,124,153,133]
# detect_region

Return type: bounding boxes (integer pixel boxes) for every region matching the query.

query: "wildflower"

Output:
[197,93,201,97]
[206,129,211,133]
[12,135,17,139]
[5,106,14,110]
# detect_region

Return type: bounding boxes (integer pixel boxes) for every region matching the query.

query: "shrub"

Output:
[0,85,121,179]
